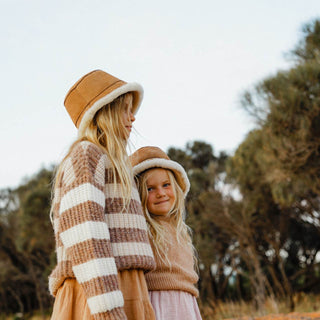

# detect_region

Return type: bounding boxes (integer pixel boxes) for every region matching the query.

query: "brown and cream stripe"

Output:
[49,141,155,320]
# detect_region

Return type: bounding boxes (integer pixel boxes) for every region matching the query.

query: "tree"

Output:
[0,168,55,317]
[228,18,320,310]
[240,19,320,207]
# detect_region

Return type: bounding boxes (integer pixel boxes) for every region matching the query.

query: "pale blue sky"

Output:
[1,0,319,189]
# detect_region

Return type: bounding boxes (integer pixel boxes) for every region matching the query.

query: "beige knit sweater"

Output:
[145,219,199,297]
[49,141,155,320]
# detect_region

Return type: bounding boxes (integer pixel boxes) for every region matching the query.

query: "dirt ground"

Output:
[228,312,320,320]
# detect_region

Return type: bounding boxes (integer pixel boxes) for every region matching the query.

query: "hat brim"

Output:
[133,158,190,197]
[78,82,143,137]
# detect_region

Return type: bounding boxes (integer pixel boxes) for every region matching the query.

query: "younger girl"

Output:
[49,70,156,320]
[130,146,202,320]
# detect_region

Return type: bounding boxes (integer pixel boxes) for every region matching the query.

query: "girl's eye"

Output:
[163,183,170,187]
[147,187,153,192]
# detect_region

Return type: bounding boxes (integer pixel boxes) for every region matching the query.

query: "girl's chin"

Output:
[150,212,170,218]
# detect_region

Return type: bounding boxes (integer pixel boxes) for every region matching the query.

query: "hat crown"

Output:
[64,70,126,128]
[130,146,170,167]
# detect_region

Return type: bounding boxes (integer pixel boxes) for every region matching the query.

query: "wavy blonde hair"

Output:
[51,93,133,222]
[136,169,196,267]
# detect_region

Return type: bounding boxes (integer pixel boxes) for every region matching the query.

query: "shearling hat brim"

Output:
[78,82,143,137]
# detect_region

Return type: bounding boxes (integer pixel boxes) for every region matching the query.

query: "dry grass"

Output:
[3,294,320,320]
[199,293,320,320]
[3,314,50,320]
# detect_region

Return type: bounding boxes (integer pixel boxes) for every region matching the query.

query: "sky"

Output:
[1,0,319,189]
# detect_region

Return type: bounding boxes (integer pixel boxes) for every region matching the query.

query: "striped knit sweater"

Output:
[49,141,155,320]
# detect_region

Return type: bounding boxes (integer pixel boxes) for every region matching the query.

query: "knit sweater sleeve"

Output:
[57,141,127,320]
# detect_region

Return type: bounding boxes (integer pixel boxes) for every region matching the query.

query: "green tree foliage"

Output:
[292,20,320,63]
[0,168,55,317]
[240,19,320,207]
[227,18,320,310]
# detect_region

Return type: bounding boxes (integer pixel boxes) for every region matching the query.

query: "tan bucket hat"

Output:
[64,69,143,136]
[130,146,190,197]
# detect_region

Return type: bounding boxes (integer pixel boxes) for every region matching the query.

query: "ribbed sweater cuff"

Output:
[92,307,127,320]
[147,275,199,297]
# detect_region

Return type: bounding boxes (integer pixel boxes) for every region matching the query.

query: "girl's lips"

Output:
[155,199,169,205]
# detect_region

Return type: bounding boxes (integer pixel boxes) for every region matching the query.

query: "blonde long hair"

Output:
[51,93,133,221]
[137,169,196,267]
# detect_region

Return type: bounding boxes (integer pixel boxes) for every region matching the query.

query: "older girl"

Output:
[49,70,156,320]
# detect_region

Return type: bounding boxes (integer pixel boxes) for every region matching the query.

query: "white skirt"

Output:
[149,290,202,320]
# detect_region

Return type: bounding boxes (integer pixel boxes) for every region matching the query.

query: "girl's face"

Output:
[145,168,175,216]
[122,94,135,139]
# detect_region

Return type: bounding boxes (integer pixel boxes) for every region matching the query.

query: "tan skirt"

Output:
[51,270,155,320]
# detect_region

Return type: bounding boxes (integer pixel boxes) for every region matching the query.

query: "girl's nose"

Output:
[156,188,165,197]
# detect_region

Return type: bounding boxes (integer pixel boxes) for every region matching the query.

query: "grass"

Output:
[3,293,320,320]
[199,293,320,320]
[3,313,51,320]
